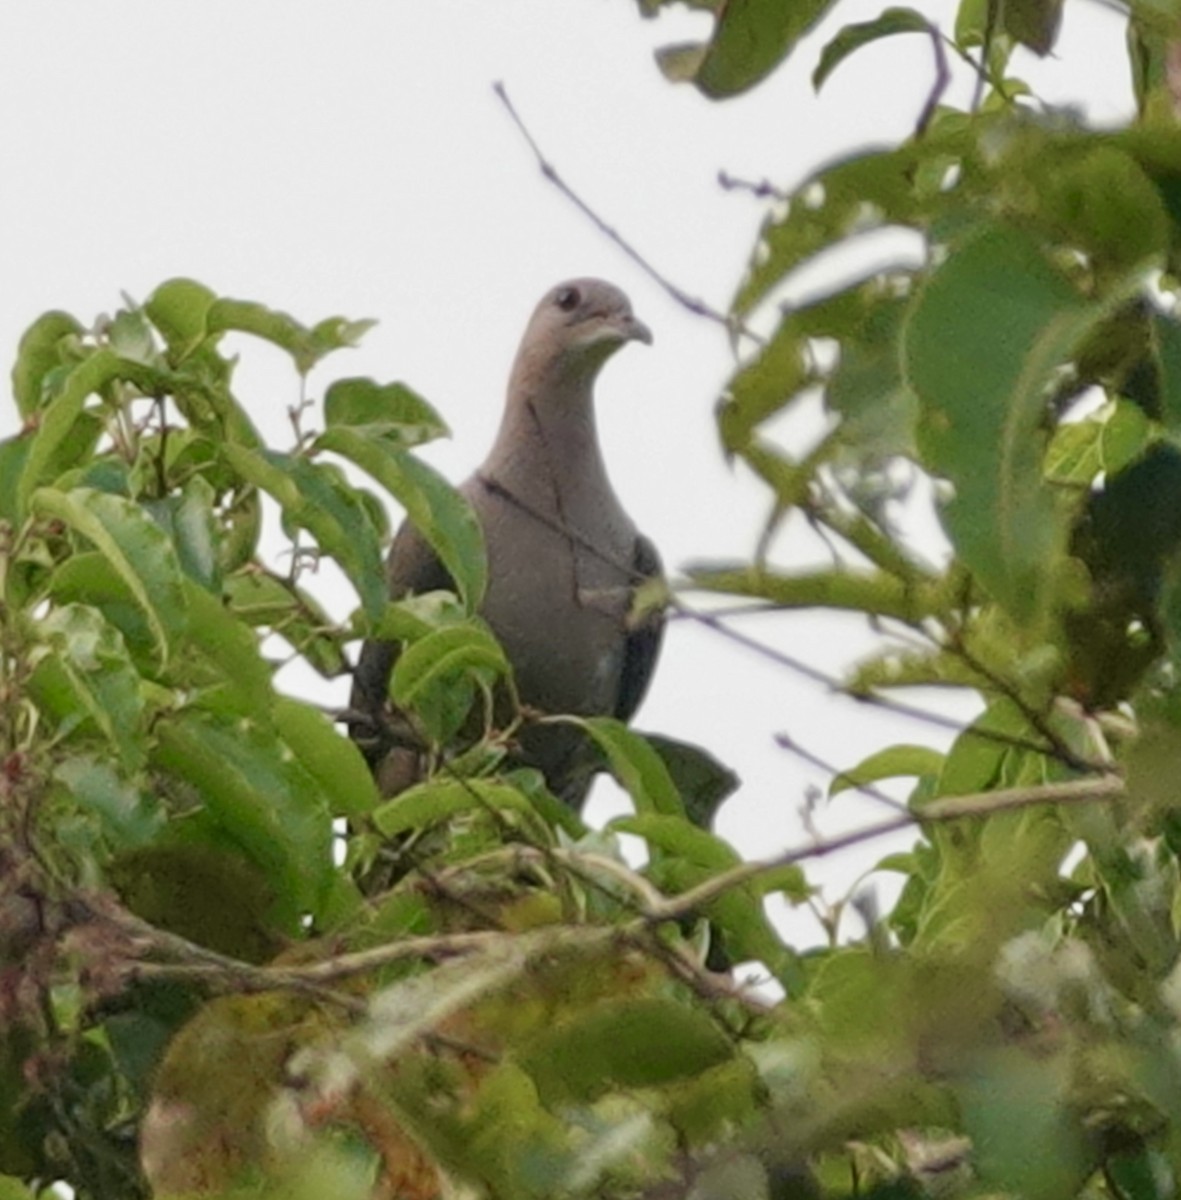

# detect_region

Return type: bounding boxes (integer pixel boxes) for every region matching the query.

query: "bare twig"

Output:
[493,81,757,342]
[717,172,790,203]
[775,730,909,814]
[916,26,952,135]
[642,772,1125,925]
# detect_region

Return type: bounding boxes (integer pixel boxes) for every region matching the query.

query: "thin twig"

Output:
[493,81,758,343]
[774,731,909,814]
[916,26,951,136]
[642,772,1125,924]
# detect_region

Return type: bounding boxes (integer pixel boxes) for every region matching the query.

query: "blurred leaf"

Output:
[316,426,487,611]
[11,310,83,418]
[109,844,282,962]
[955,1048,1091,1199]
[323,377,449,446]
[31,487,188,664]
[54,755,163,849]
[812,7,930,92]
[830,744,944,798]
[904,222,1142,628]
[519,997,733,1104]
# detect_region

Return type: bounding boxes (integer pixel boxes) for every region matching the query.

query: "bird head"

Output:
[516,279,652,389]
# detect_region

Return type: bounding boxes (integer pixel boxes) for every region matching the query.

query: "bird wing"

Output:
[614,532,665,723]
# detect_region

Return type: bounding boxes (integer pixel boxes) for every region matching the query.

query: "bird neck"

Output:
[483,372,614,513]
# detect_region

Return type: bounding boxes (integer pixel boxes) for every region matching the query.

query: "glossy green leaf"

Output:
[686,564,944,623]
[31,604,146,771]
[223,567,347,676]
[17,350,167,512]
[206,298,372,374]
[222,446,387,621]
[577,717,683,816]
[145,277,217,359]
[151,712,334,925]
[679,0,840,98]
[1001,0,1063,54]
[904,222,1142,627]
[519,997,733,1104]
[272,696,381,820]
[812,7,930,92]
[316,426,487,611]
[830,744,945,798]
[373,777,549,841]
[323,377,449,446]
[390,622,507,741]
[11,310,83,418]
[183,578,274,707]
[32,487,188,664]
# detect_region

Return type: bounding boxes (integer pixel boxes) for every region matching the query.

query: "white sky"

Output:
[0,3,1134,948]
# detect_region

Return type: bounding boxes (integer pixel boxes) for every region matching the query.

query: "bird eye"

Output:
[554,286,581,312]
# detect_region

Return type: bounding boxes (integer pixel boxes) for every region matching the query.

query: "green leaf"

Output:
[316,426,487,612]
[183,578,274,707]
[615,812,806,985]
[32,487,189,664]
[30,605,146,771]
[390,622,508,741]
[518,997,733,1104]
[272,696,381,820]
[323,378,449,446]
[903,222,1143,628]
[956,1047,1090,1198]
[1000,0,1063,54]
[221,446,387,621]
[830,744,944,798]
[686,564,943,623]
[577,718,684,816]
[11,309,83,418]
[145,277,217,359]
[151,712,334,925]
[206,298,371,374]
[54,755,163,849]
[812,7,931,92]
[0,435,32,527]
[17,350,166,514]
[373,777,551,841]
[223,567,348,677]
[679,0,841,98]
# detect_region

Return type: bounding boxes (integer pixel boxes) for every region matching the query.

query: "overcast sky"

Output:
[0,3,1134,948]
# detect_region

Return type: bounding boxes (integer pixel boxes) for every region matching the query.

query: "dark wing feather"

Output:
[614,533,665,722]
[349,519,455,765]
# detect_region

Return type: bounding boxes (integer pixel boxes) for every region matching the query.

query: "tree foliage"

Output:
[5,3,1181,1199]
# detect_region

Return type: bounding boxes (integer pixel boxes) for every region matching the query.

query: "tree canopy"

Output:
[4,4,1181,1199]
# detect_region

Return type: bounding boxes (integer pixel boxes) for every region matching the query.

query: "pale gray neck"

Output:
[481,368,614,516]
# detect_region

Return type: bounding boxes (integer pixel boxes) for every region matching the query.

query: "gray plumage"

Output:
[351,279,664,808]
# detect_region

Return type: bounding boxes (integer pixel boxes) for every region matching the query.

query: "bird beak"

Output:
[619,314,653,345]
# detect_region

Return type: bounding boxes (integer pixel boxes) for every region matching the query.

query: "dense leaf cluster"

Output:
[5,2,1181,1198]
